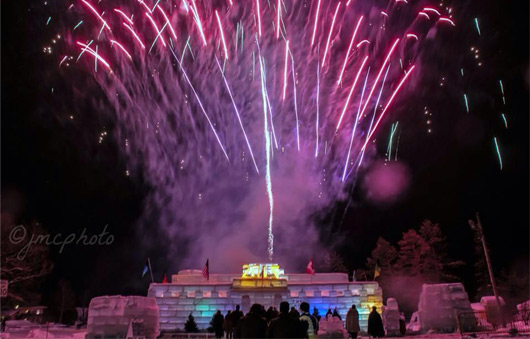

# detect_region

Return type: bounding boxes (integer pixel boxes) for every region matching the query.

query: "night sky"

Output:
[2,0,528,305]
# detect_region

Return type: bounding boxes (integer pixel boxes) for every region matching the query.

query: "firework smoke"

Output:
[54,0,455,271]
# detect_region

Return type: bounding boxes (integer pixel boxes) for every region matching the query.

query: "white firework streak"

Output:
[259,54,274,261]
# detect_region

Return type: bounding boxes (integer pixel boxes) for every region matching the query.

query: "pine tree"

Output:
[319,251,348,273]
[55,279,77,324]
[366,237,398,277]
[396,229,433,277]
[419,220,444,250]
[497,269,530,311]
[419,219,464,282]
[185,313,199,333]
[365,235,424,315]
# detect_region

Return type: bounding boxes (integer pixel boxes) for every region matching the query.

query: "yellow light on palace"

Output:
[241,263,284,279]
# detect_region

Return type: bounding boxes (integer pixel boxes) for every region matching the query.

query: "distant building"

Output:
[148,263,383,332]
[1,306,47,324]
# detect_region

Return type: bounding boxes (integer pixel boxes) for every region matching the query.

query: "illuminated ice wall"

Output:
[148,269,383,332]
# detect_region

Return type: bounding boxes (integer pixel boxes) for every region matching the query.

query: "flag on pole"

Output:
[202,259,209,280]
[306,258,315,274]
[162,272,168,284]
[142,260,149,278]
[352,270,357,281]
[374,260,381,280]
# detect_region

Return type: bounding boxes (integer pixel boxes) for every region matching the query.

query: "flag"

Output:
[374,260,381,280]
[162,273,168,284]
[306,258,315,274]
[142,260,149,278]
[202,259,209,280]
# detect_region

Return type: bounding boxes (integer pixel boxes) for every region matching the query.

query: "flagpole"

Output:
[147,257,155,283]
[311,256,314,282]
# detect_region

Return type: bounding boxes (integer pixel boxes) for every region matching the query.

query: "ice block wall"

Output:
[86,295,160,338]
[148,274,382,332]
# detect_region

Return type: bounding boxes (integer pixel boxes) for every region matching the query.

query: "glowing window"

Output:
[171,291,180,297]
[187,291,195,298]
[218,290,228,298]
[290,291,299,297]
[203,291,212,298]
[321,290,330,297]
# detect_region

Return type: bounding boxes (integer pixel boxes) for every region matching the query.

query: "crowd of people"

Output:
[209,302,386,338]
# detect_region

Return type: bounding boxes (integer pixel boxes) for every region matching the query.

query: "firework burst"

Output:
[53,0,456,264]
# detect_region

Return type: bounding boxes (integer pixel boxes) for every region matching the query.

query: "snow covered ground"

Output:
[1,328,529,338]
[0,328,86,338]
